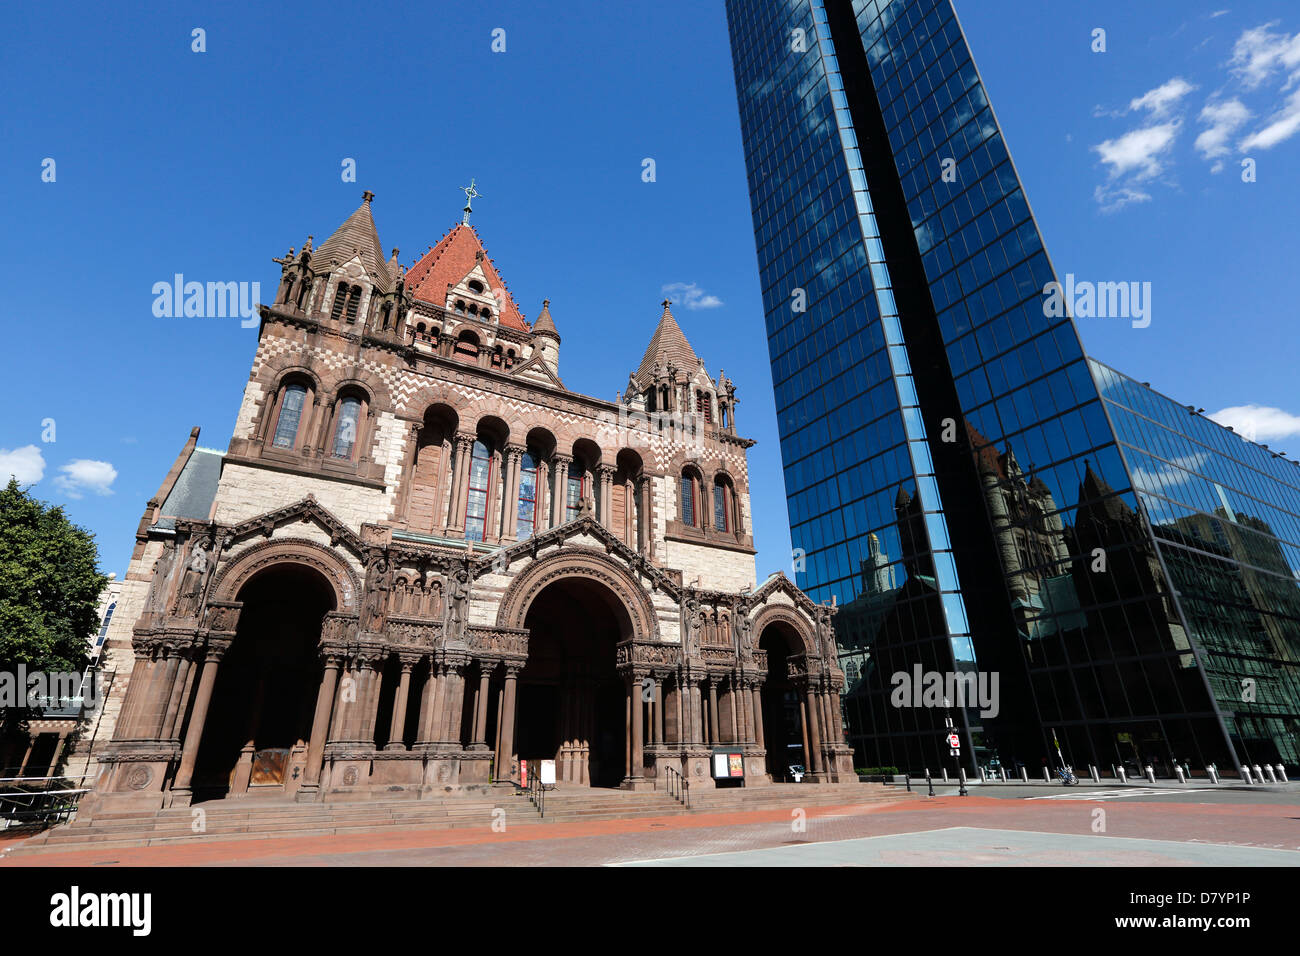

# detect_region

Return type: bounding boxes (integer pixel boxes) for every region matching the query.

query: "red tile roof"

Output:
[404,223,529,332]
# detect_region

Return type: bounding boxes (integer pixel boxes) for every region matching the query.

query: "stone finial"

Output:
[362,190,375,203]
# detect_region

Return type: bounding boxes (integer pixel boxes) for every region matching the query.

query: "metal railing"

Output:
[0,776,89,829]
[664,765,689,808]
[524,771,546,818]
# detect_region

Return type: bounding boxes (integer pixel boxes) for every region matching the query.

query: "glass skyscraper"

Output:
[725,0,1300,776]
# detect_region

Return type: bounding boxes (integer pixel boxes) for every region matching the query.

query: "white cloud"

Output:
[1092,183,1153,213]
[1209,404,1300,442]
[1129,452,1210,493]
[1129,77,1198,116]
[54,459,118,498]
[0,445,46,485]
[661,282,724,310]
[1228,22,1300,89]
[1195,98,1252,157]
[1211,10,1230,19]
[1092,122,1182,180]
[1240,86,1300,150]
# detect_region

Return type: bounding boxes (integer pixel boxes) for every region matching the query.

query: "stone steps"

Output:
[4,783,912,857]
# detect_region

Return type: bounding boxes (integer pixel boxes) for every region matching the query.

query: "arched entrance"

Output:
[191,563,334,801]
[516,577,629,787]
[760,621,807,782]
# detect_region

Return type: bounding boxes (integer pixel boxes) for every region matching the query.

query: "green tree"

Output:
[0,478,107,674]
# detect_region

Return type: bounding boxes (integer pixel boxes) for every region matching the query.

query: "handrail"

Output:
[664,765,689,808]
[523,769,546,818]
[0,784,89,828]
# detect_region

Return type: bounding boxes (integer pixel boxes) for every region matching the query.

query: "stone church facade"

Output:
[82,192,853,816]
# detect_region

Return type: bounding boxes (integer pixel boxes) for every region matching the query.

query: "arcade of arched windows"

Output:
[243,370,386,482]
[396,412,652,551]
[674,464,746,542]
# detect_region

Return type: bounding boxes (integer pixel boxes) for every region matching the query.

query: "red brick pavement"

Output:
[2,795,1296,867]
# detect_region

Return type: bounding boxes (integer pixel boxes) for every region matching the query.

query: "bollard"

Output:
[1264,765,1277,784]
[926,770,934,797]
[1241,766,1253,784]
[942,768,948,783]
[1277,765,1288,784]
[1090,765,1101,783]
[1020,767,1029,783]
[1253,764,1265,783]
[1000,767,1008,783]
[1118,766,1127,783]
[979,767,987,782]
[1207,765,1219,784]
[1043,766,1051,782]
[1145,765,1156,784]
[1175,766,1185,784]
[905,773,912,792]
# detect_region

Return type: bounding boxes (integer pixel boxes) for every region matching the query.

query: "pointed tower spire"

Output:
[313,191,395,292]
[633,299,703,392]
[531,298,561,374]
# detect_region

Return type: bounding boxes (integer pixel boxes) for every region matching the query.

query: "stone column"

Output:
[116,649,158,740]
[752,684,765,750]
[551,455,571,526]
[396,422,422,526]
[624,680,632,779]
[804,684,824,776]
[136,647,182,741]
[690,677,704,745]
[416,661,442,747]
[708,679,720,745]
[472,664,492,748]
[446,434,475,534]
[160,650,195,741]
[623,477,635,546]
[503,444,524,540]
[438,662,468,746]
[486,446,505,542]
[799,695,812,777]
[653,676,664,745]
[632,679,644,780]
[536,459,549,532]
[728,676,740,743]
[495,664,519,781]
[674,675,685,745]
[302,652,342,789]
[597,465,615,531]
[385,655,416,750]
[169,642,229,799]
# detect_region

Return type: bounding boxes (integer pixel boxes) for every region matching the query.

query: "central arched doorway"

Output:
[516,577,629,787]
[760,621,807,782]
[191,563,334,801]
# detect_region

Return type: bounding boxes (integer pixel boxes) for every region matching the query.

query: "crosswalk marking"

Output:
[1025,787,1211,801]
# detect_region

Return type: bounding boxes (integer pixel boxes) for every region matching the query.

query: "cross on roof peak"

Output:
[461,178,482,225]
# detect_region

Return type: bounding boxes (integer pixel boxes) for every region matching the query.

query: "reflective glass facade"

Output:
[727,0,1297,775]
[1094,360,1300,769]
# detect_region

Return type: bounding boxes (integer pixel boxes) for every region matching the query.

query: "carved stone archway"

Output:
[750,603,817,658]
[209,537,363,614]
[494,546,659,642]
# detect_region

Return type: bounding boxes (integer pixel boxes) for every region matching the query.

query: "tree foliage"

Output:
[0,478,107,673]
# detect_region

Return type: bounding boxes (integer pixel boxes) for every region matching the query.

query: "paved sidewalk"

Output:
[3,792,1297,867]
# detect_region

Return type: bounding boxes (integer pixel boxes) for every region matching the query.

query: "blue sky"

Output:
[3,0,1299,579]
